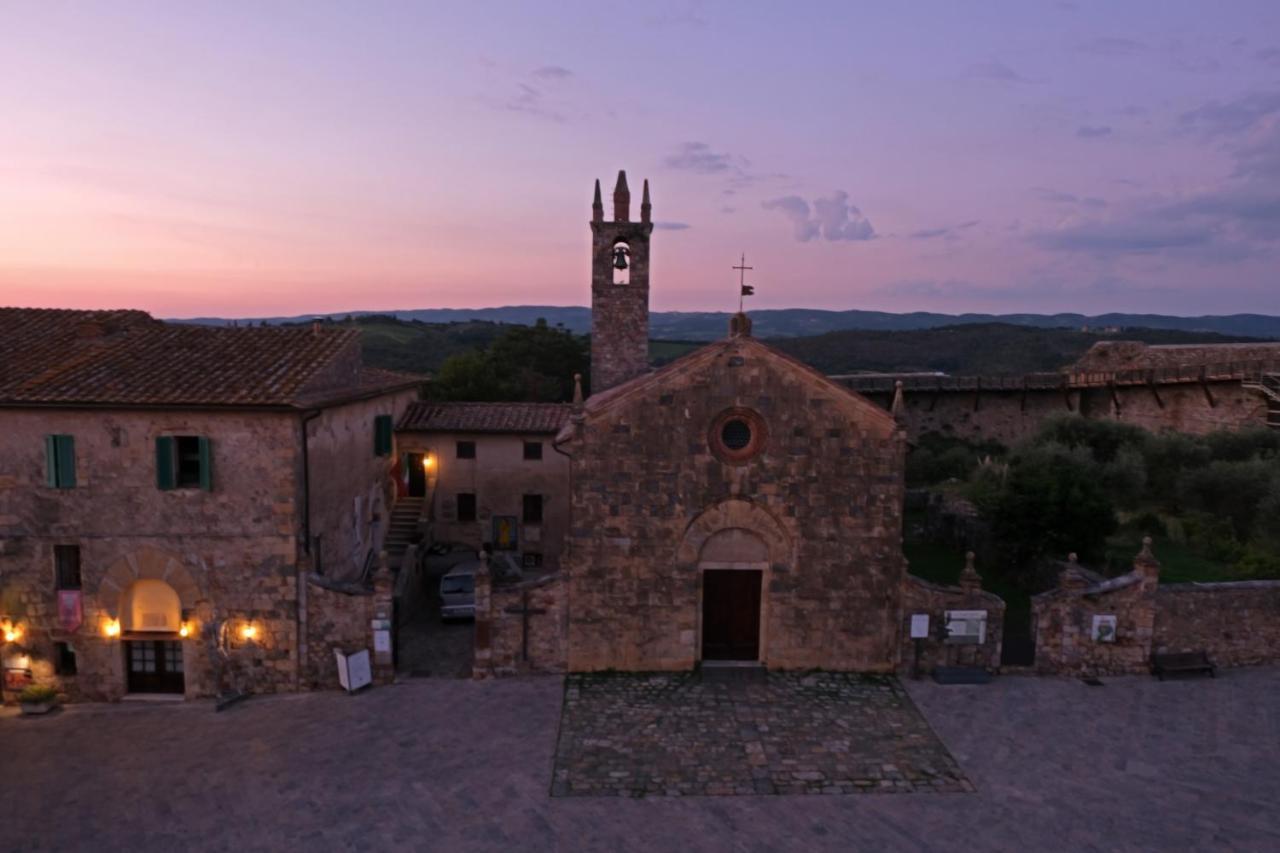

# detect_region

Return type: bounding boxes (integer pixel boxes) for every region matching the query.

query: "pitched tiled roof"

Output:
[0,308,422,407]
[397,401,573,434]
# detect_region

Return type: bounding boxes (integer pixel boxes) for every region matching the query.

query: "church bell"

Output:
[611,246,629,270]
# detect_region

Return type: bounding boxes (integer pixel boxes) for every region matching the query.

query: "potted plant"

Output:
[18,684,59,715]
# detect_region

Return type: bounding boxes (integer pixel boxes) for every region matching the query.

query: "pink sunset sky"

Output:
[2,1,1279,318]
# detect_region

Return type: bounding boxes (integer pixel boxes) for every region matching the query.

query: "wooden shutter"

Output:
[45,435,58,487]
[198,436,213,491]
[52,435,76,488]
[155,436,175,490]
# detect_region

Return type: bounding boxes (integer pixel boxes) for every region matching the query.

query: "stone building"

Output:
[0,309,421,701]
[469,173,1008,677]
[395,402,573,569]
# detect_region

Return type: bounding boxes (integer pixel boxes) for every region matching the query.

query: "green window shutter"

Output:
[374,414,392,456]
[198,436,213,491]
[155,436,175,490]
[55,435,76,488]
[45,435,58,487]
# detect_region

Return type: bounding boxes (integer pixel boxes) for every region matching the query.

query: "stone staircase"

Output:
[384,497,425,566]
[1243,373,1280,429]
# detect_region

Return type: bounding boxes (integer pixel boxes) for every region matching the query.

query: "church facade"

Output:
[467,173,997,677]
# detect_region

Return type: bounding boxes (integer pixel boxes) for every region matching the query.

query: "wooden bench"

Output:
[1152,651,1216,680]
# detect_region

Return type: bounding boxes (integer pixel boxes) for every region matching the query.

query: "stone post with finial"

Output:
[958,551,982,593]
[472,547,493,679]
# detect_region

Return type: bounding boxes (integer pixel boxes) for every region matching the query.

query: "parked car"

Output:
[439,561,477,620]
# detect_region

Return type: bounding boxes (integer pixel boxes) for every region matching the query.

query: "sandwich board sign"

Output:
[335,648,372,693]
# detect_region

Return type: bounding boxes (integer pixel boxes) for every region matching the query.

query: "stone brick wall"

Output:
[1154,581,1280,668]
[899,563,1005,675]
[306,389,418,581]
[560,336,908,673]
[0,408,303,702]
[1031,549,1160,675]
[473,567,567,677]
[855,381,1267,446]
[301,574,375,690]
[590,198,653,394]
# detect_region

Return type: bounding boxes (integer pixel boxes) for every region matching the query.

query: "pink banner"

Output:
[58,590,83,632]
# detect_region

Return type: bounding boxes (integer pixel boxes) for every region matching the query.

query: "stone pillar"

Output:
[958,551,982,593]
[472,550,492,679]
[371,551,395,684]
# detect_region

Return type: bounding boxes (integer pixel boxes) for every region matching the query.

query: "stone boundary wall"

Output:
[302,566,394,690]
[899,565,1005,675]
[1155,581,1280,668]
[474,563,567,677]
[847,379,1268,445]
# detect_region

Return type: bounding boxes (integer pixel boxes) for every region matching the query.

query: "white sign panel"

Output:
[944,609,987,645]
[374,630,392,654]
[910,614,930,639]
[1092,614,1118,643]
[334,648,373,693]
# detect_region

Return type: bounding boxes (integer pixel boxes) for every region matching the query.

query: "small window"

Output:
[55,642,77,675]
[456,441,476,460]
[721,419,752,450]
[523,441,543,461]
[457,493,477,522]
[54,545,81,590]
[157,435,212,491]
[374,414,393,456]
[44,435,76,489]
[522,494,543,524]
[522,552,543,569]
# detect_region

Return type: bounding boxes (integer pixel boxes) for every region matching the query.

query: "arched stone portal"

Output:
[677,501,792,665]
[96,547,203,696]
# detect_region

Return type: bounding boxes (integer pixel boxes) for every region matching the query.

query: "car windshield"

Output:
[441,575,474,595]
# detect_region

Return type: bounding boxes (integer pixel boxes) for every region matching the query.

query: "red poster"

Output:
[58,590,83,632]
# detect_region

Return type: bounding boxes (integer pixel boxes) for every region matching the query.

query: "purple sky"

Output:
[2,1,1279,317]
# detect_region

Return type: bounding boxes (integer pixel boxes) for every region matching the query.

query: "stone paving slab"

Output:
[552,671,971,797]
[3,668,1279,851]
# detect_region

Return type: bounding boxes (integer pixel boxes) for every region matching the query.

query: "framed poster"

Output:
[493,515,518,551]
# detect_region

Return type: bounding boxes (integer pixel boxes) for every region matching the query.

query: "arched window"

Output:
[611,241,631,285]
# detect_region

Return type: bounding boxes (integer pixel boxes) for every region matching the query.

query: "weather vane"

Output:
[733,253,754,312]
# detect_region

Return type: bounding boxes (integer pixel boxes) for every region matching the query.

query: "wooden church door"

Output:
[701,570,762,661]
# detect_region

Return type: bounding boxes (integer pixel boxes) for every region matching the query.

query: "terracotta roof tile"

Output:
[397,401,573,434]
[0,308,420,407]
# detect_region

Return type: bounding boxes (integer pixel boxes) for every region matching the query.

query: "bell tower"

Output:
[590,170,653,394]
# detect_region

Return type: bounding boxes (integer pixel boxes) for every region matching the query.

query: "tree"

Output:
[989,444,1117,569]
[430,319,589,402]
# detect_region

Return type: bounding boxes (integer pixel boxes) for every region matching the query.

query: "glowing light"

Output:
[423,454,435,470]
[103,619,121,638]
[2,625,20,643]
[179,623,190,638]
[241,624,258,641]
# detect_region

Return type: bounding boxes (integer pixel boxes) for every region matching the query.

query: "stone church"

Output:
[470,173,999,675]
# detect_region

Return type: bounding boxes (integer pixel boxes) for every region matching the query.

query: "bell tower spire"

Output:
[590,170,654,394]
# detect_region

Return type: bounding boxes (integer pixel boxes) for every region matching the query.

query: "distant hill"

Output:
[176,306,1280,341]
[300,314,1267,379]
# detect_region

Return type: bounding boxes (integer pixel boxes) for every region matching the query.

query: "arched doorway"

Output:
[698,528,768,662]
[120,578,185,694]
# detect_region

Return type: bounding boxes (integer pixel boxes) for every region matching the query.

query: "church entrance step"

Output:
[699,661,767,684]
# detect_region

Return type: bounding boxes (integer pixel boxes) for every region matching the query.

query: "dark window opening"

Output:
[54,545,81,590]
[45,434,76,489]
[522,552,543,569]
[523,441,543,461]
[457,493,477,522]
[175,436,202,487]
[522,494,543,524]
[456,441,476,460]
[721,419,752,450]
[55,642,77,675]
[374,414,393,456]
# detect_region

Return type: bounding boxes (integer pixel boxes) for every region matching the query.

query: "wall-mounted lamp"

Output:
[240,624,258,642]
[423,453,435,471]
[179,623,191,638]
[103,618,121,638]
[1,622,20,644]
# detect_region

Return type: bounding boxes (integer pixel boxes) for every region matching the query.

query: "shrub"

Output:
[1233,546,1280,579]
[1182,511,1246,563]
[1178,459,1273,540]
[1101,446,1148,509]
[1033,416,1148,463]
[18,684,58,704]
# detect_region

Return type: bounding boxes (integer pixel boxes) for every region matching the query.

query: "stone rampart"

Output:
[1154,581,1280,668]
